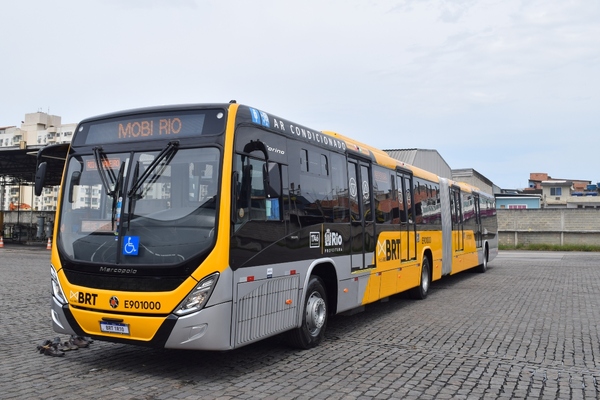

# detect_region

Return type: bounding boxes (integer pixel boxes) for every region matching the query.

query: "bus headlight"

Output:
[174,273,219,316]
[50,267,67,305]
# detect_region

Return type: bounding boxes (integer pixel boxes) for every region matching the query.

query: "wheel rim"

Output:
[306,291,326,335]
[422,264,430,293]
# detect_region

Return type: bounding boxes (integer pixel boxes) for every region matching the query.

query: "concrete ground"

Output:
[1,246,599,399]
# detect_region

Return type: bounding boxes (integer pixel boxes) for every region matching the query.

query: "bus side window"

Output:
[234,156,270,222]
[247,158,267,220]
[360,165,372,222]
[348,161,360,221]
[266,162,281,221]
[396,174,406,223]
[330,153,348,222]
[373,166,393,224]
[405,177,413,223]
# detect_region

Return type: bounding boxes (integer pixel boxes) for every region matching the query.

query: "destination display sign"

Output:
[74,109,225,146]
[85,158,121,171]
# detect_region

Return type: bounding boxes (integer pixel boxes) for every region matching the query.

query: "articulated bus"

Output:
[35,102,498,350]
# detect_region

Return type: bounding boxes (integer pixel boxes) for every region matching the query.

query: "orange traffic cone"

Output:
[0,236,4,248]
[46,237,52,250]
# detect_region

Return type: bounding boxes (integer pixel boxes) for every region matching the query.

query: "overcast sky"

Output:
[2,0,599,189]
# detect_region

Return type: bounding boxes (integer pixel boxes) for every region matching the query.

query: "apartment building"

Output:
[0,111,75,211]
[524,173,600,209]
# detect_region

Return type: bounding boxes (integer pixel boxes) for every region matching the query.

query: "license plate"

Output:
[100,321,130,335]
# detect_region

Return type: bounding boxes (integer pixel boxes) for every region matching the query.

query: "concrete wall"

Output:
[498,209,600,246]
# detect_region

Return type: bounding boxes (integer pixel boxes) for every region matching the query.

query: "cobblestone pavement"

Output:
[1,245,600,399]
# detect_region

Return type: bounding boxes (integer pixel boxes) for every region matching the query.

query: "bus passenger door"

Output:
[359,162,375,270]
[473,193,482,248]
[450,186,464,252]
[348,159,374,273]
[396,172,416,262]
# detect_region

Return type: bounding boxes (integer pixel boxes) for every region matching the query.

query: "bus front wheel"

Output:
[287,276,328,349]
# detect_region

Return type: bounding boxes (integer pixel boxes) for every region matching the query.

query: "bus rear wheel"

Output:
[409,256,431,300]
[475,245,489,273]
[287,276,328,349]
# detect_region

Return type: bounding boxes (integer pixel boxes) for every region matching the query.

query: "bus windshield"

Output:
[58,146,220,265]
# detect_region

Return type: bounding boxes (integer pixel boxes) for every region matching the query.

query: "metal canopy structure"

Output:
[0,145,66,186]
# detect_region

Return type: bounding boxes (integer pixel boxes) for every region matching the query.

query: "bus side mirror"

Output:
[34,162,48,196]
[266,162,281,197]
[262,163,270,196]
[238,164,252,209]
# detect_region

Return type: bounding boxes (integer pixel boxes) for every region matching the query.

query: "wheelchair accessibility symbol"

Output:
[123,236,139,256]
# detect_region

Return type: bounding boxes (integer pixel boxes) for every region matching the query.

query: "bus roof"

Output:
[72,102,487,196]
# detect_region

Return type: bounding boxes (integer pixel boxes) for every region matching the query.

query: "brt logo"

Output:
[377,239,401,261]
[70,290,98,306]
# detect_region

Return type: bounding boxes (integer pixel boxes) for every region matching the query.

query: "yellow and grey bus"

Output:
[35,102,497,350]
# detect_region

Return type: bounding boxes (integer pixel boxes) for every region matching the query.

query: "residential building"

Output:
[496,192,542,209]
[0,112,75,211]
[541,180,573,208]
[528,172,590,192]
[527,173,600,209]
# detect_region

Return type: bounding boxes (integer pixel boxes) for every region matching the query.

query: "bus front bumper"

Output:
[51,296,233,351]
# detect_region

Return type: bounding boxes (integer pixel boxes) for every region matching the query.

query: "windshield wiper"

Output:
[92,147,127,232]
[126,161,140,227]
[111,162,126,230]
[127,141,179,198]
[93,146,117,196]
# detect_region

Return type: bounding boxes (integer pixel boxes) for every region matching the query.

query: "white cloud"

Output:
[1,0,599,188]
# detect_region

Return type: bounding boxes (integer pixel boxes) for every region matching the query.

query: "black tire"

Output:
[286,276,328,349]
[409,256,431,300]
[475,246,489,273]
